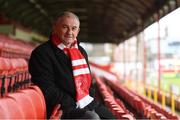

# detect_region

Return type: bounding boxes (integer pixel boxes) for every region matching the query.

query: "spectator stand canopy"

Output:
[0,0,180,44]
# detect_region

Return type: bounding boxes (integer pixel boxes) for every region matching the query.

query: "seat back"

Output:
[0,57,7,97]
[7,92,37,119]
[30,85,46,117]
[21,86,46,119]
[0,85,46,119]
[0,97,24,119]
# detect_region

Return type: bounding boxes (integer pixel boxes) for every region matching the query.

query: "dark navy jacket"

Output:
[28,40,95,118]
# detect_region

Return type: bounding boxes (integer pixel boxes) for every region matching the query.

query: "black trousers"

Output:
[80,110,100,119]
[94,103,115,119]
[61,101,115,119]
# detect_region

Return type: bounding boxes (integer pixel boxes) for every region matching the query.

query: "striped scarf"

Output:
[51,34,94,108]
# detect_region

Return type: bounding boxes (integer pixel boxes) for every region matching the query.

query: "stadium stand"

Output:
[90,62,179,119]
[0,34,62,119]
[0,33,179,119]
[94,74,135,119]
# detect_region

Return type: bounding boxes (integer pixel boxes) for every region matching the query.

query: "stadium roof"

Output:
[0,0,179,44]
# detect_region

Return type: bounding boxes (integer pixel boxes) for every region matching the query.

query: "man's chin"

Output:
[63,41,74,46]
[66,39,75,43]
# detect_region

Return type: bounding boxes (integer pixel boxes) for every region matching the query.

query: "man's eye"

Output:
[63,26,68,28]
[72,27,77,30]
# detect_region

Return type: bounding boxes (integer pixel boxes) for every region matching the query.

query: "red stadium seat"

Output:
[0,84,57,119]
[0,57,11,97]
[0,57,6,97]
[121,114,135,120]
[7,92,36,119]
[0,97,24,119]
[94,75,135,119]
[7,58,17,92]
[3,58,12,95]
[0,85,63,119]
[30,85,46,116]
[31,85,62,119]
[21,87,46,119]
[19,58,30,88]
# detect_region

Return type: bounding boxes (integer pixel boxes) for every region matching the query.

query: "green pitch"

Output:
[149,72,180,95]
[161,73,180,95]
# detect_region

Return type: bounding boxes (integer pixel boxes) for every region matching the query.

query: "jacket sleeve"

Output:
[28,49,78,118]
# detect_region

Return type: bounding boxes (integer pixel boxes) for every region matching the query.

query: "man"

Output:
[29,11,115,119]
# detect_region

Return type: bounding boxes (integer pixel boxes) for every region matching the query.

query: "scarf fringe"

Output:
[76,95,94,108]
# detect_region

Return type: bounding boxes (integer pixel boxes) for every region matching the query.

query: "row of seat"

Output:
[0,34,62,119]
[90,61,179,119]
[137,90,179,119]
[0,85,63,119]
[94,75,134,119]
[0,57,31,97]
[0,57,62,119]
[0,33,35,59]
[124,86,178,119]
[0,85,46,119]
[145,87,180,112]
[107,79,179,119]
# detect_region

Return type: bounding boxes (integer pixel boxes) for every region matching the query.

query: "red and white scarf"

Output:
[51,34,94,108]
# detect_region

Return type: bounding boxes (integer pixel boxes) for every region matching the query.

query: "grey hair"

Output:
[53,11,80,25]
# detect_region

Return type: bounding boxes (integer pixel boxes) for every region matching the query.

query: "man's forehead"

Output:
[58,16,79,26]
[59,15,79,22]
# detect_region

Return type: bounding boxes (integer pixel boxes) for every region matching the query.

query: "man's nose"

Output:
[67,28,73,34]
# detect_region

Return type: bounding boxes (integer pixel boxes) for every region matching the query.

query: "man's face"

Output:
[53,16,80,47]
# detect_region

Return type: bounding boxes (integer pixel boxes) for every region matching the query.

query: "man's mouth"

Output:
[66,36,73,38]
